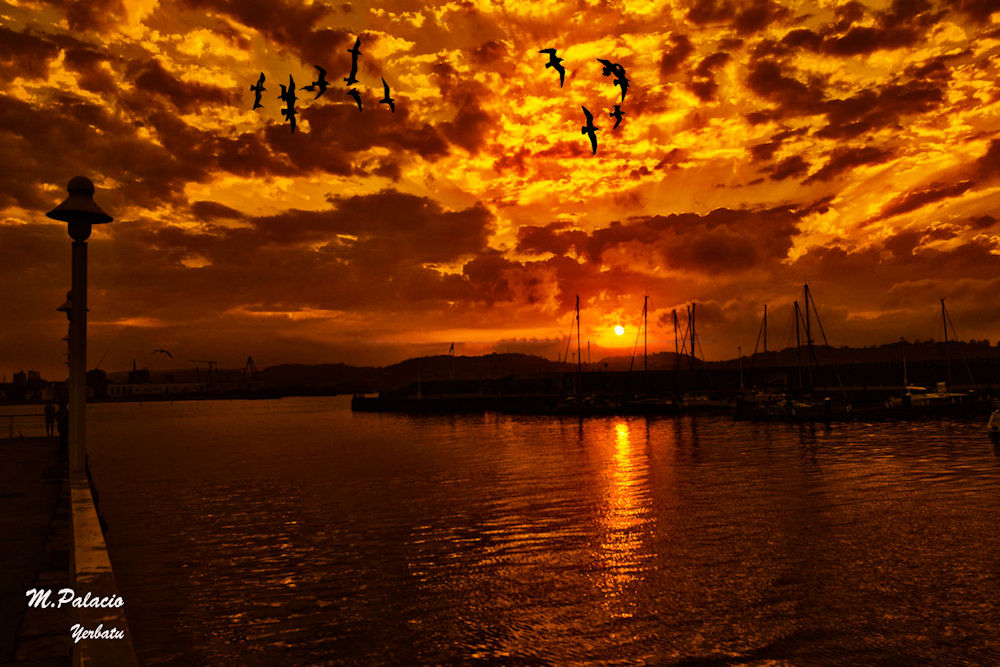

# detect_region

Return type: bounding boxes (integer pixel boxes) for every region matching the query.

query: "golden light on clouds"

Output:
[4,0,1000,376]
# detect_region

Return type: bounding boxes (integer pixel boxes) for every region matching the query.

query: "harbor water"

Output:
[87,396,1000,665]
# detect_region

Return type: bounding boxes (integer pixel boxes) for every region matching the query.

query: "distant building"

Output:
[107,382,205,398]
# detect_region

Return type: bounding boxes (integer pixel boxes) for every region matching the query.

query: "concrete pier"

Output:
[1,437,137,666]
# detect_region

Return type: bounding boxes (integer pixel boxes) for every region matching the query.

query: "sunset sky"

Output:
[3,0,1000,378]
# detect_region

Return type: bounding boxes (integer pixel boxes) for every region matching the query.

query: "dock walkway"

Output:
[0,436,71,665]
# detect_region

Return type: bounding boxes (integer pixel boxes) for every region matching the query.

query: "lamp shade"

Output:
[46,176,113,226]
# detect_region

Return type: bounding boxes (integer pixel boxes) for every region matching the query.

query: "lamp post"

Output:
[57,290,72,369]
[46,177,112,474]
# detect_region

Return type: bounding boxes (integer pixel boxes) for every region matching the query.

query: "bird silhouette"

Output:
[379,77,395,112]
[611,64,629,102]
[596,59,630,102]
[345,37,361,86]
[302,65,330,99]
[596,58,615,77]
[347,87,362,111]
[539,48,565,87]
[153,349,174,359]
[278,75,298,133]
[581,106,599,155]
[610,104,625,129]
[250,72,266,109]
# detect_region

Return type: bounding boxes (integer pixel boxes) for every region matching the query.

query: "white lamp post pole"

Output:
[47,177,112,474]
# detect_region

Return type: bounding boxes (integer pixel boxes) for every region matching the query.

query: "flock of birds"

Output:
[248,41,625,151]
[540,49,630,155]
[250,37,395,133]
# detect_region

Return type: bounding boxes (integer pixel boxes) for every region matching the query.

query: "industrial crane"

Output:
[245,356,259,382]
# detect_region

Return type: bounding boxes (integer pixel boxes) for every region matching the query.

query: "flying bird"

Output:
[302,65,330,99]
[596,58,615,77]
[538,48,565,87]
[613,63,628,102]
[344,36,361,86]
[347,87,362,111]
[250,72,266,110]
[153,349,174,359]
[379,77,395,112]
[278,75,298,133]
[581,106,599,155]
[596,59,630,102]
[610,104,624,129]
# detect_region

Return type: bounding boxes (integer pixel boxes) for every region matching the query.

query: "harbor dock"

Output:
[1,435,136,665]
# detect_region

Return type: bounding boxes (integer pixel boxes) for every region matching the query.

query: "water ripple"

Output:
[88,398,1000,665]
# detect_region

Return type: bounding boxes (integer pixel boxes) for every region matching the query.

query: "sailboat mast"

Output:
[794,300,802,389]
[763,304,767,354]
[691,303,697,362]
[643,295,648,372]
[941,297,948,344]
[673,309,679,373]
[804,284,814,388]
[576,295,582,388]
[804,284,812,346]
[941,297,952,385]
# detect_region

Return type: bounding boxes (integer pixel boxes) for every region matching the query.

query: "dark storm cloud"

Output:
[63,47,116,95]
[0,26,60,80]
[519,207,801,275]
[284,102,450,165]
[175,0,346,66]
[748,128,807,164]
[873,181,975,222]
[686,0,787,33]
[0,93,204,210]
[517,222,589,257]
[687,0,734,25]
[746,59,825,115]
[689,52,729,101]
[803,146,892,184]
[768,155,809,181]
[191,201,243,220]
[759,0,939,58]
[132,57,236,113]
[430,58,494,154]
[974,139,1000,179]
[470,40,510,68]
[461,252,517,303]
[659,34,694,77]
[734,0,789,34]
[86,191,497,319]
[820,25,917,56]
[781,28,822,51]
[818,79,945,139]
[41,0,127,33]
[954,0,1000,22]
[789,233,1000,317]
[493,147,531,176]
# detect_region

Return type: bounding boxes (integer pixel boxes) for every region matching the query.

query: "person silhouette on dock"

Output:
[44,400,56,437]
[55,402,68,455]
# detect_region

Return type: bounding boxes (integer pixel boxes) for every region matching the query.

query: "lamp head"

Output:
[46,176,113,241]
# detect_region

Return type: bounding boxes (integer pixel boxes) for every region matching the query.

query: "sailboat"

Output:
[885,299,977,413]
[736,285,852,421]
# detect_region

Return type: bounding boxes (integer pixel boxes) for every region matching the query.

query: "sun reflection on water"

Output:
[597,420,654,617]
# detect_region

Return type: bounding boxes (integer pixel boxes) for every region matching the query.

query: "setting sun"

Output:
[614,325,625,336]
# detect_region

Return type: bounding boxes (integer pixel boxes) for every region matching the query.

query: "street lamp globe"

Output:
[46,176,113,240]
